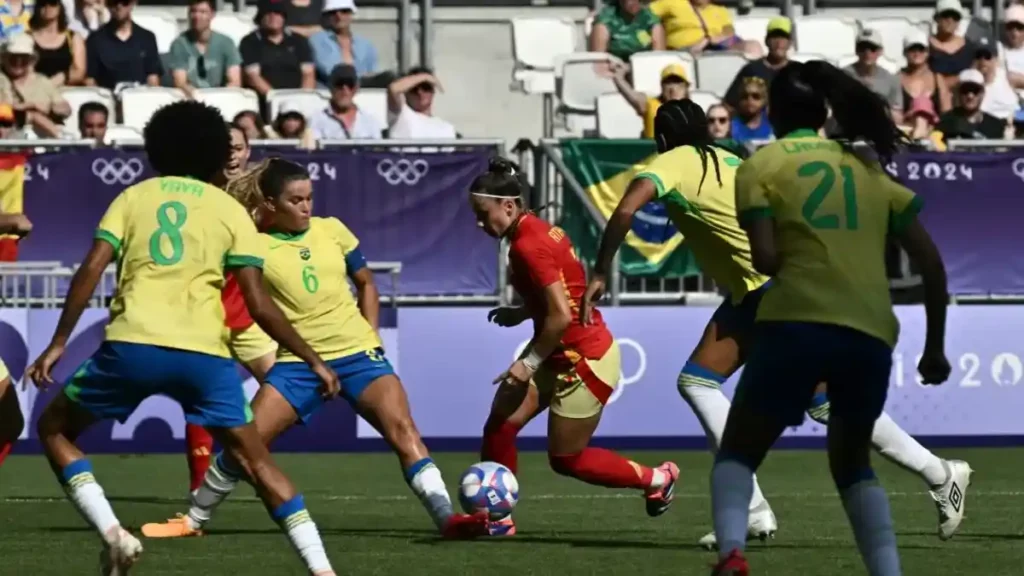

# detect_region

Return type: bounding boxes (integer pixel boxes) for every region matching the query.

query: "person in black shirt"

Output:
[936,68,1006,140]
[239,0,315,101]
[84,0,161,89]
[723,16,791,110]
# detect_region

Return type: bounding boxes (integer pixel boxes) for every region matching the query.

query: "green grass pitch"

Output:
[0,448,1018,575]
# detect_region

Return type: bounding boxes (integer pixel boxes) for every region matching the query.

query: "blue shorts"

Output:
[735,322,892,427]
[65,342,250,428]
[265,348,395,424]
[710,281,771,341]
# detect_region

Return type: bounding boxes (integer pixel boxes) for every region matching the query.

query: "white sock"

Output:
[405,457,454,530]
[679,369,768,511]
[187,452,240,530]
[872,412,948,487]
[711,458,754,559]
[840,477,902,576]
[649,467,667,489]
[61,459,121,545]
[273,495,333,573]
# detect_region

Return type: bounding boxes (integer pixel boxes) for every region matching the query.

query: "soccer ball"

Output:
[457,461,519,521]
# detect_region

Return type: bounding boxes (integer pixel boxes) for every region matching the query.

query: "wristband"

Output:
[522,349,545,371]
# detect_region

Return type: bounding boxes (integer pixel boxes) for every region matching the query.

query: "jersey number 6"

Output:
[798,161,858,231]
[148,201,188,265]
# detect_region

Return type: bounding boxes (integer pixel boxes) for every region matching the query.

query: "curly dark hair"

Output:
[144,101,231,183]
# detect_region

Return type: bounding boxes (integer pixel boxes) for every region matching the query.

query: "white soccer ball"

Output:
[458,461,519,521]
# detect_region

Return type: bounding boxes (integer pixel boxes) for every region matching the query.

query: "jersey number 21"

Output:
[798,161,858,230]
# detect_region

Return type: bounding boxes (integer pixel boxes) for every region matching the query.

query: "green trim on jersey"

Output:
[268,228,311,242]
[782,128,819,139]
[889,195,923,236]
[94,229,121,257]
[224,255,265,269]
[634,171,703,218]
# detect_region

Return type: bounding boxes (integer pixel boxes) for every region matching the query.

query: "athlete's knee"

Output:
[382,412,422,452]
[483,414,521,438]
[830,464,877,491]
[677,361,727,399]
[547,451,582,477]
[806,392,831,425]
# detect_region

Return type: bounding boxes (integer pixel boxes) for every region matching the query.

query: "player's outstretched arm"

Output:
[897,218,950,384]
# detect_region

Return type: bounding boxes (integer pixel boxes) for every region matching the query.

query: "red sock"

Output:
[549,448,653,490]
[0,441,12,468]
[481,417,521,475]
[185,423,214,492]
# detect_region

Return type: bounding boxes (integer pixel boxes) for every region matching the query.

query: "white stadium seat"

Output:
[556,52,621,113]
[266,89,328,122]
[837,54,904,74]
[733,16,773,53]
[353,88,388,128]
[596,92,642,139]
[859,17,922,60]
[59,86,115,136]
[193,87,260,122]
[132,12,180,54]
[511,17,577,95]
[119,86,185,131]
[629,51,695,96]
[795,17,859,60]
[688,90,722,112]
[696,52,749,95]
[211,13,255,46]
[103,124,143,144]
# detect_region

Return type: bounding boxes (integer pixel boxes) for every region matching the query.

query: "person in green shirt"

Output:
[589,0,665,63]
[168,0,243,95]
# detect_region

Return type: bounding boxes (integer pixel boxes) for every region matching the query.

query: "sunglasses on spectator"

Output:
[856,42,881,52]
[332,79,357,90]
[109,0,134,7]
[707,115,729,124]
[411,82,434,94]
[905,43,928,52]
[935,10,961,20]
[976,51,994,60]
[1008,22,1024,31]
[959,84,983,95]
[740,92,764,101]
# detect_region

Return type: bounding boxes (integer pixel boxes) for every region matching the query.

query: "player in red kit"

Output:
[469,158,679,536]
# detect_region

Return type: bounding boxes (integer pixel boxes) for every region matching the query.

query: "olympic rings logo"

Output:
[92,158,144,185]
[377,158,429,186]
[512,338,646,405]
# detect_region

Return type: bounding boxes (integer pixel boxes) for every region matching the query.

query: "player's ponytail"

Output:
[653,99,722,194]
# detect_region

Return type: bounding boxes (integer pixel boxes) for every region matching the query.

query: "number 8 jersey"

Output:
[96,176,267,358]
[735,129,922,348]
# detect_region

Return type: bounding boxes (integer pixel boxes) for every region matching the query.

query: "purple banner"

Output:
[887,152,1024,295]
[17,148,497,296]
[6,305,1024,454]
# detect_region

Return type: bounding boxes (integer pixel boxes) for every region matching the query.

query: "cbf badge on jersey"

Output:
[299,247,311,260]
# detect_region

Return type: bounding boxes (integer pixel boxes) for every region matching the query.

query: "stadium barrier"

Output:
[7,305,1024,454]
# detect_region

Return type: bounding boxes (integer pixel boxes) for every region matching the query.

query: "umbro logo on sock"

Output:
[949,483,963,512]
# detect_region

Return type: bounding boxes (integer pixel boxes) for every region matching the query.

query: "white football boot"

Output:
[930,459,973,541]
[699,500,777,550]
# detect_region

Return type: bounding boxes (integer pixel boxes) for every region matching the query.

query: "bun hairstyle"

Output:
[469,157,530,201]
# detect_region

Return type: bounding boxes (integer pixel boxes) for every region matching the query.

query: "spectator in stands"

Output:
[937,68,1006,140]
[0,33,69,137]
[309,0,377,87]
[901,29,952,116]
[77,99,105,140]
[271,104,315,148]
[706,103,729,139]
[283,0,322,37]
[729,76,771,141]
[611,61,688,138]
[648,0,759,57]
[168,0,242,97]
[29,0,84,86]
[73,0,108,35]
[903,94,945,150]
[240,0,315,105]
[387,66,456,139]
[843,28,903,124]
[723,17,790,110]
[233,109,270,140]
[310,63,382,140]
[84,0,161,89]
[1000,5,1024,86]
[929,0,977,88]
[0,0,32,41]
[972,43,1020,120]
[589,0,664,64]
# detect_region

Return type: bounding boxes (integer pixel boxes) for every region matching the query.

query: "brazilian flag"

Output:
[557,139,700,277]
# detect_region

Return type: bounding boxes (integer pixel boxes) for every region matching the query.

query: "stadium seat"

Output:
[837,54,904,74]
[211,13,255,46]
[859,17,924,60]
[119,86,185,131]
[511,17,577,95]
[629,51,695,96]
[688,89,721,112]
[103,124,143,144]
[556,52,621,113]
[353,88,388,127]
[267,89,328,122]
[596,92,642,139]
[795,17,858,60]
[193,87,261,122]
[695,52,749,95]
[132,12,180,54]
[733,16,773,53]
[59,86,115,136]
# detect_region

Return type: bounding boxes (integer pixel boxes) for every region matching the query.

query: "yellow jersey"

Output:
[649,0,733,49]
[261,217,380,362]
[735,129,922,348]
[96,177,266,358]
[635,145,769,303]
[0,356,8,381]
[643,97,661,139]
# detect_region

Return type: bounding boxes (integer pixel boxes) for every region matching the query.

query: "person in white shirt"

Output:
[999,4,1024,89]
[386,66,457,139]
[973,44,1021,120]
[309,63,384,140]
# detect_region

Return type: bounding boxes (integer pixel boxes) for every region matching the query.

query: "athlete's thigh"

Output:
[823,328,893,431]
[262,361,326,425]
[249,383,300,443]
[733,322,824,428]
[230,324,277,382]
[353,372,413,433]
[689,284,768,375]
[544,342,621,440]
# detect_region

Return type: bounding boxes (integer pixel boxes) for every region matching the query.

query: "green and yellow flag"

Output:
[557,139,699,277]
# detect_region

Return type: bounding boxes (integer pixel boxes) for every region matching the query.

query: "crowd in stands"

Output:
[0,0,457,144]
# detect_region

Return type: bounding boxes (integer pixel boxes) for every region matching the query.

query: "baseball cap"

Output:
[903,29,929,50]
[765,16,792,36]
[856,28,884,48]
[958,68,984,86]
[660,63,689,83]
[322,0,356,13]
[1008,4,1024,25]
[255,0,288,23]
[3,34,35,56]
[328,63,358,86]
[0,104,14,125]
[934,0,964,17]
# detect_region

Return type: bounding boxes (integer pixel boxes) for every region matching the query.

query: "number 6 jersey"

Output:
[96,176,266,358]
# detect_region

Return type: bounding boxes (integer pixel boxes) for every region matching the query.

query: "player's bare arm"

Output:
[740,218,780,277]
[496,282,571,387]
[350,267,380,332]
[897,218,951,384]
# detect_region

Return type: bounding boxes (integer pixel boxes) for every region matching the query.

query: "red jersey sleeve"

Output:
[222,271,255,330]
[512,238,561,288]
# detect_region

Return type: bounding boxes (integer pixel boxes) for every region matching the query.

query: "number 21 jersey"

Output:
[96,176,266,358]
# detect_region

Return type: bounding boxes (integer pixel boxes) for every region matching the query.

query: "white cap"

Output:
[935,0,964,17]
[958,68,984,85]
[903,29,929,49]
[856,28,884,48]
[3,34,35,56]
[1007,4,1024,24]
[322,0,356,13]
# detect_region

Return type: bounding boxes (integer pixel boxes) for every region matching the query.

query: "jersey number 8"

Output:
[148,201,188,265]
[798,162,858,231]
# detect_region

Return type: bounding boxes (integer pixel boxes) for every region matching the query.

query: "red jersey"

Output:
[508,214,613,367]
[222,271,254,330]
